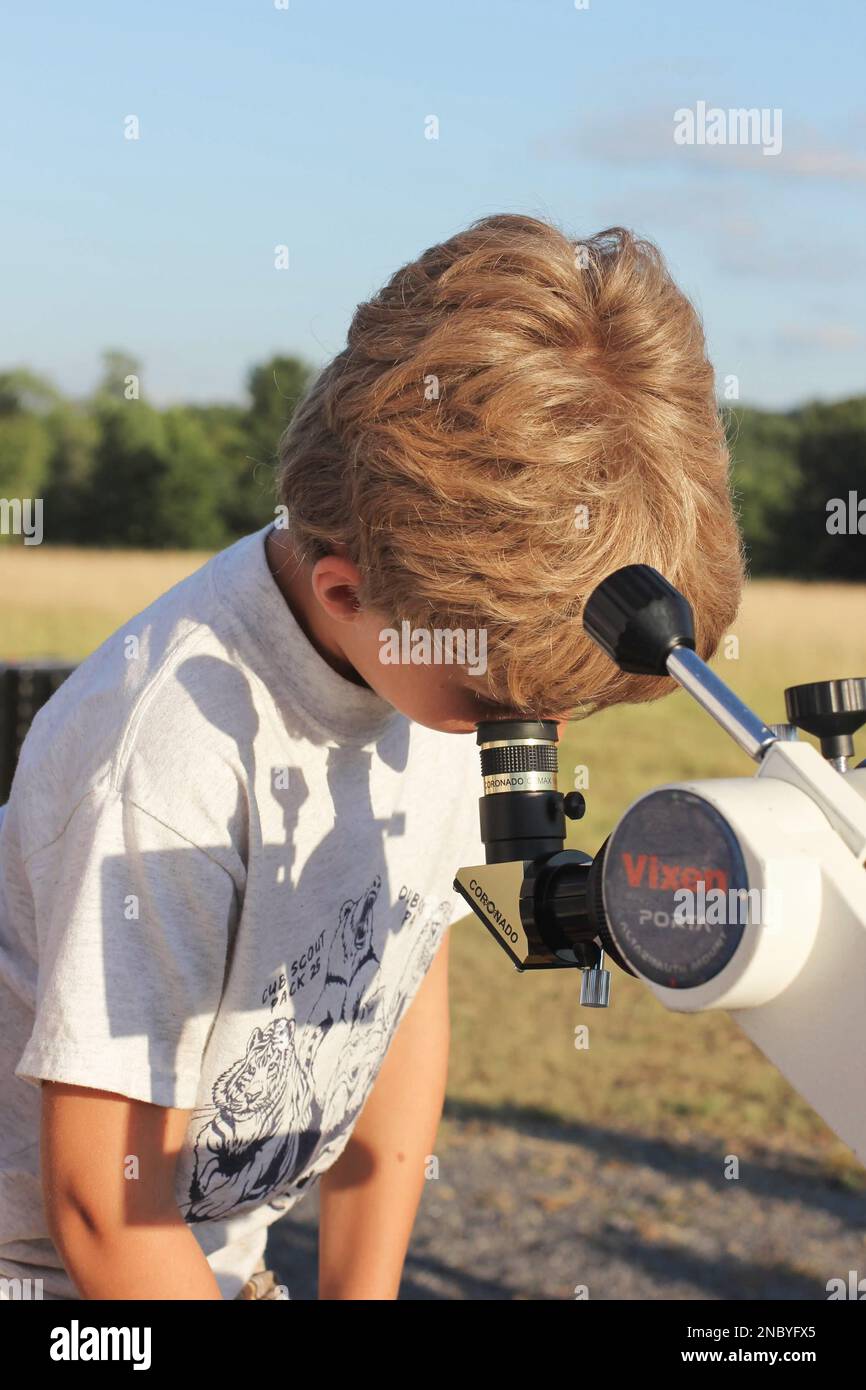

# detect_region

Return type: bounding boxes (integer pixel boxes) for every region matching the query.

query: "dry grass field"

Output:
[2,545,865,1184]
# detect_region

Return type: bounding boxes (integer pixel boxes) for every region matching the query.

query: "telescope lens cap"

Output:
[603,788,748,989]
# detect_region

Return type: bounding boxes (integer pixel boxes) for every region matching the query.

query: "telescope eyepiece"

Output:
[475,719,565,864]
[476,718,559,796]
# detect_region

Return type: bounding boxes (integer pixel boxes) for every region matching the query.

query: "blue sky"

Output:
[2,0,864,410]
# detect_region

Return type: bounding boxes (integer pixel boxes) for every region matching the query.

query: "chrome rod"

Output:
[667,646,778,762]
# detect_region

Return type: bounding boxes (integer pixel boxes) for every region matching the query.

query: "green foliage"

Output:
[229,356,314,534]
[94,349,144,405]
[726,399,865,578]
[0,346,861,575]
[726,407,801,575]
[0,350,316,548]
[0,367,61,418]
[0,376,55,546]
[41,403,100,543]
[85,399,169,546]
[157,409,233,549]
[780,398,866,580]
[0,414,52,497]
[244,356,311,458]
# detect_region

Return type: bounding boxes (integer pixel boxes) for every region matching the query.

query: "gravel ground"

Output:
[266,1107,866,1300]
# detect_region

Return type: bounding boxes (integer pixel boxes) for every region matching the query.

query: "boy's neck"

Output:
[265,526,372,690]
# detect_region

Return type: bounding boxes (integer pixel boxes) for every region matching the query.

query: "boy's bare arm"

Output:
[41,1082,224,1299]
[318,928,451,1299]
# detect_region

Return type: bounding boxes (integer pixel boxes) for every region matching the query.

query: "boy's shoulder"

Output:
[12,529,270,860]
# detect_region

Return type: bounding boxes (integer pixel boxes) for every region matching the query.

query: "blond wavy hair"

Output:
[276,213,744,717]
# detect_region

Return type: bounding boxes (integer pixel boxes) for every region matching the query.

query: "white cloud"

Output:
[718,242,866,282]
[537,105,866,186]
[778,322,866,350]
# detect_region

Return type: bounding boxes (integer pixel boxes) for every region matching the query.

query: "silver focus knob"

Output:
[768,722,799,741]
[580,952,611,1008]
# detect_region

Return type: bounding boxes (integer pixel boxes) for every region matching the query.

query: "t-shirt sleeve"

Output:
[14,787,238,1110]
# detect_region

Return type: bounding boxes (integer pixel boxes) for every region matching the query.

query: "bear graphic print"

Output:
[181,876,451,1223]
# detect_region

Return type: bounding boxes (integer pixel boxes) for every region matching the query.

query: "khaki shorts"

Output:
[234,1258,289,1301]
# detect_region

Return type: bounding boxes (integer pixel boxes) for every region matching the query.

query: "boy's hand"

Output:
[41,1081,224,1299]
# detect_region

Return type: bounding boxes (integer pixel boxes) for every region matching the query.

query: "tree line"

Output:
[0,350,863,578]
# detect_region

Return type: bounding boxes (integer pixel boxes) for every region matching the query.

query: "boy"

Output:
[0,214,743,1300]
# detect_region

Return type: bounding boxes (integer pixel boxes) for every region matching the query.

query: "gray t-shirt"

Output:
[0,523,484,1299]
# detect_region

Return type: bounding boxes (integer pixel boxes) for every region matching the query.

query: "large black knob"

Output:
[583,565,695,676]
[784,678,866,763]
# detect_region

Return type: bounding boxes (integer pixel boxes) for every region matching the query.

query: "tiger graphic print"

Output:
[180,879,452,1221]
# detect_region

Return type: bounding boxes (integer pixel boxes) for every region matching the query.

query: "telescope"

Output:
[454,565,866,1166]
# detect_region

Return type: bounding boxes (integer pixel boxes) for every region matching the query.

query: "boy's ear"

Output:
[311,554,364,621]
